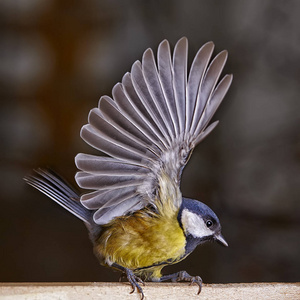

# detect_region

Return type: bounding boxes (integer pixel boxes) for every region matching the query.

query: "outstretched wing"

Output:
[75,37,232,225]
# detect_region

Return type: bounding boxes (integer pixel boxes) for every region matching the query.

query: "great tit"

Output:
[25,37,232,299]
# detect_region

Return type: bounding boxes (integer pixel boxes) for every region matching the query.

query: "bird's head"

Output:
[178,198,228,247]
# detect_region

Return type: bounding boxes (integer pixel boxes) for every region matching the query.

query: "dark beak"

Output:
[214,233,228,247]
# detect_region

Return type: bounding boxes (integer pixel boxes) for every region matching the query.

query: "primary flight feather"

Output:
[76,37,231,225]
[25,37,232,299]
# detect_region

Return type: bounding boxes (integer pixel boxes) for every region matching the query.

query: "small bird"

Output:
[25,37,232,299]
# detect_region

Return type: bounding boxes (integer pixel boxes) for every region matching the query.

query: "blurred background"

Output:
[1,0,300,284]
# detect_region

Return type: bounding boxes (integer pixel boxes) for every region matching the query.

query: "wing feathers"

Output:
[93,197,143,225]
[80,125,153,163]
[80,188,136,208]
[115,77,167,150]
[75,171,145,190]
[88,108,152,157]
[193,120,219,147]
[186,41,214,132]
[157,40,180,136]
[75,153,149,174]
[190,50,228,134]
[142,48,175,140]
[173,37,188,134]
[76,38,232,225]
[99,96,161,157]
[194,74,233,137]
[131,61,172,145]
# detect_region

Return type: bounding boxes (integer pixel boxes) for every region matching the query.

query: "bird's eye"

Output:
[206,220,213,228]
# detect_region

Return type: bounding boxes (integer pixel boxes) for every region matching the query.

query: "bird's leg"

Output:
[112,263,145,299]
[158,270,202,294]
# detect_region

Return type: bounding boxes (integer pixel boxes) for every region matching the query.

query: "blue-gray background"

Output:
[1,0,300,283]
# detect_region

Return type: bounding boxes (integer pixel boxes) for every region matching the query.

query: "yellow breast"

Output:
[94,209,186,278]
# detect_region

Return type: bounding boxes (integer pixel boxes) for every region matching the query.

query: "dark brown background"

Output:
[1,0,300,284]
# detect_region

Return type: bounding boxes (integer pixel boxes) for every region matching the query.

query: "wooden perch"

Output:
[1,282,299,299]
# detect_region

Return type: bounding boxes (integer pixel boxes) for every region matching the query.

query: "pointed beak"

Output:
[215,233,228,247]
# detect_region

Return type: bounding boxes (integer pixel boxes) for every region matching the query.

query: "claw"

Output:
[125,268,145,299]
[160,270,202,295]
[180,272,202,295]
[189,275,202,294]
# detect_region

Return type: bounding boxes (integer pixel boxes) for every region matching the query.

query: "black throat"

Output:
[184,234,213,256]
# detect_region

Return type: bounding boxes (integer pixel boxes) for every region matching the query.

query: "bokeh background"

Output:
[1,0,300,284]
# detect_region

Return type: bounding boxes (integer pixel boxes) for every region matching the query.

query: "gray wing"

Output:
[75,37,232,225]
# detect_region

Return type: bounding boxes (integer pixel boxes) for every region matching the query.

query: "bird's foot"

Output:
[159,270,202,294]
[125,268,145,299]
[113,263,145,299]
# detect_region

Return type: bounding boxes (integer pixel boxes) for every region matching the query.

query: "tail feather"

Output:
[24,169,93,224]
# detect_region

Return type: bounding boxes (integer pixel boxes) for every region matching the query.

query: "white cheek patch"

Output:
[181,209,214,238]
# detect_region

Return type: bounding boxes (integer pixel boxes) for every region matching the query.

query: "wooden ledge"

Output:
[1,282,299,299]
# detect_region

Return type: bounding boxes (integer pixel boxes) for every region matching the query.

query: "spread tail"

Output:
[24,169,93,224]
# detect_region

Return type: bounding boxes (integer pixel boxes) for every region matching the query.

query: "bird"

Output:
[24,37,232,299]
